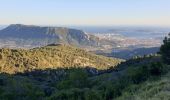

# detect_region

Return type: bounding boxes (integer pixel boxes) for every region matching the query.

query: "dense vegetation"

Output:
[0,58,169,100]
[0,44,121,74]
[160,33,170,64]
[0,34,170,100]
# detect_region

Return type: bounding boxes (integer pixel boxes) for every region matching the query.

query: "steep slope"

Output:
[0,44,121,74]
[0,24,113,49]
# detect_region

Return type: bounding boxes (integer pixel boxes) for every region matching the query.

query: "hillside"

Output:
[0,44,121,74]
[116,71,170,100]
[0,55,169,100]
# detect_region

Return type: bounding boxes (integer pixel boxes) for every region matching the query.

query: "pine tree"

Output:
[160,33,170,64]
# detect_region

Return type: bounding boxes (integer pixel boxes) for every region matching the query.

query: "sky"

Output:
[0,0,170,26]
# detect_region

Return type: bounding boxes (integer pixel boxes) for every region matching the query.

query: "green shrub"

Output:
[149,62,166,76]
[127,62,166,84]
[48,88,86,100]
[57,69,89,89]
[85,90,101,100]
[127,66,147,84]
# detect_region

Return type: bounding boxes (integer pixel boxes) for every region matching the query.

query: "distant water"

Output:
[72,26,170,39]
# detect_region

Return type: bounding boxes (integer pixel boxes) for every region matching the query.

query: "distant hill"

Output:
[0,44,121,74]
[94,47,160,59]
[0,24,115,50]
[112,47,160,59]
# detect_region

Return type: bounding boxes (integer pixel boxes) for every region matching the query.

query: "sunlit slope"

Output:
[0,44,121,74]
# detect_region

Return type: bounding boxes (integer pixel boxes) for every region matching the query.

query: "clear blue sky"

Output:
[0,0,170,26]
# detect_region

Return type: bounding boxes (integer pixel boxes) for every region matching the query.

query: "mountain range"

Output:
[0,24,115,50]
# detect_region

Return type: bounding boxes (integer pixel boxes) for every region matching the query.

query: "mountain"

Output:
[0,44,121,74]
[0,24,115,50]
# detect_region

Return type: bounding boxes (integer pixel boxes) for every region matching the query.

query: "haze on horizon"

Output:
[0,0,170,27]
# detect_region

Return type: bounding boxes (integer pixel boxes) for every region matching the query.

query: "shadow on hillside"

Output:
[16,67,118,79]
[0,56,163,99]
[0,66,119,97]
[0,66,118,84]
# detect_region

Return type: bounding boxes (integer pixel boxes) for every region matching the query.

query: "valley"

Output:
[1,0,170,99]
[0,24,170,100]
